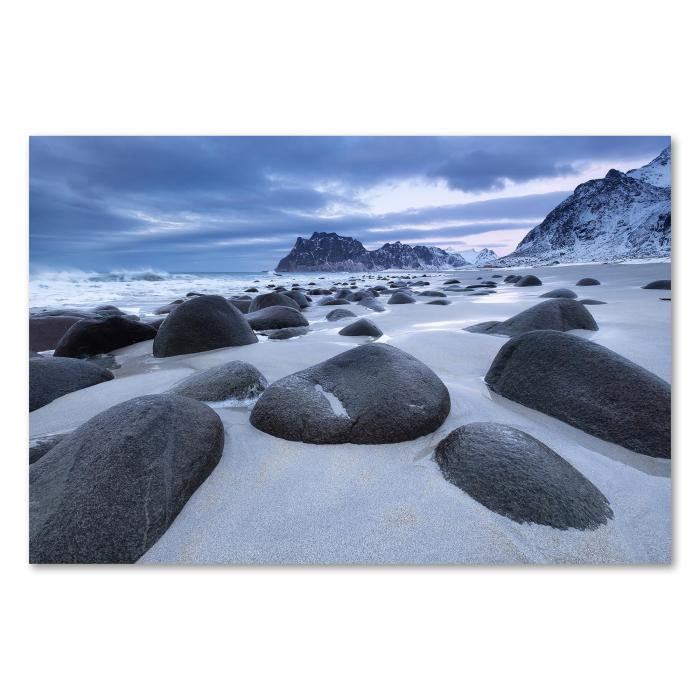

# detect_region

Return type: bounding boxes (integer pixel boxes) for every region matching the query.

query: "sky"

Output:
[29,135,670,272]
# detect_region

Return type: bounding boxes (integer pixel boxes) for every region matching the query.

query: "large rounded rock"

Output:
[576,278,601,286]
[29,395,224,563]
[53,316,157,358]
[250,344,450,444]
[153,295,257,357]
[264,327,310,340]
[540,288,577,299]
[579,299,607,305]
[485,330,671,458]
[249,291,300,313]
[419,290,447,297]
[338,319,383,338]
[435,423,612,530]
[29,315,82,352]
[245,306,309,331]
[29,357,114,411]
[465,299,598,337]
[427,299,451,305]
[642,279,671,290]
[168,360,267,402]
[326,309,356,321]
[357,297,386,312]
[228,298,252,314]
[514,275,542,287]
[387,291,416,304]
[318,298,351,306]
[282,290,310,308]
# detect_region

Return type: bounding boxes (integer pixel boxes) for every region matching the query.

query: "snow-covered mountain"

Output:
[498,146,671,266]
[448,247,498,267]
[275,232,467,271]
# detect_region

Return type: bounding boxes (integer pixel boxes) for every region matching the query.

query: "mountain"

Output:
[499,147,671,266]
[448,247,498,267]
[275,232,468,272]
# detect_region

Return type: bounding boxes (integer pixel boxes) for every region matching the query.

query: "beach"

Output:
[28,261,672,564]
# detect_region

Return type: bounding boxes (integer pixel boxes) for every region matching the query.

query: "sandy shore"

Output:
[29,261,672,564]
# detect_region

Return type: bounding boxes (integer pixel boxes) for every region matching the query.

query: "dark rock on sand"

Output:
[387,291,416,304]
[326,309,357,321]
[642,279,671,290]
[514,275,542,287]
[485,330,671,458]
[153,294,258,357]
[357,298,386,312]
[154,301,184,315]
[419,290,447,297]
[246,305,309,331]
[504,275,522,284]
[579,299,607,305]
[282,290,311,308]
[264,327,310,340]
[29,395,224,563]
[540,288,577,299]
[93,304,127,317]
[250,343,450,444]
[249,292,301,313]
[338,319,383,338]
[435,423,612,530]
[427,299,451,305]
[576,278,601,286]
[54,316,157,358]
[319,298,351,306]
[29,357,114,411]
[29,315,82,352]
[168,361,268,401]
[466,299,598,337]
[228,298,252,314]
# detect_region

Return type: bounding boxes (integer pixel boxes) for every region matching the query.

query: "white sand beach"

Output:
[29,262,672,564]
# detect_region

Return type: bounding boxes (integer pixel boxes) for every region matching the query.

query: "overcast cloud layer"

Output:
[29,136,670,271]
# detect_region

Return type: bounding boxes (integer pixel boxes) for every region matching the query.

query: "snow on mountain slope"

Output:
[498,147,671,266]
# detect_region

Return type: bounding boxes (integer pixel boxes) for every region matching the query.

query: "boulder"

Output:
[249,292,301,313]
[540,288,577,299]
[29,357,114,411]
[250,343,450,444]
[246,306,309,331]
[576,278,601,286]
[228,298,252,314]
[435,423,612,530]
[29,315,82,352]
[357,298,386,312]
[168,360,268,402]
[465,299,598,337]
[514,275,542,287]
[53,316,157,358]
[29,395,224,563]
[642,279,671,290]
[338,319,383,338]
[427,299,451,305]
[504,275,522,284]
[29,433,69,464]
[318,298,351,306]
[154,300,184,315]
[387,291,416,304]
[419,290,447,297]
[326,309,357,321]
[93,304,127,317]
[264,327,310,340]
[153,295,258,357]
[485,330,671,458]
[282,290,311,308]
[579,299,607,305]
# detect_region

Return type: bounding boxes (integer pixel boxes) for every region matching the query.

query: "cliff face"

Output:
[499,146,671,266]
[275,232,467,271]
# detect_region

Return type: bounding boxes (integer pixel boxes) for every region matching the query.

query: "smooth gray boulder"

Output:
[435,423,612,530]
[326,309,356,321]
[228,298,252,314]
[53,316,156,358]
[168,361,268,402]
[250,344,450,444]
[29,315,82,352]
[485,330,671,458]
[282,290,310,308]
[29,357,114,411]
[153,295,257,357]
[514,275,542,287]
[249,292,300,313]
[642,280,671,290]
[465,299,598,337]
[318,298,351,306]
[576,278,601,286]
[29,395,224,563]
[29,433,70,464]
[246,306,309,331]
[540,288,577,299]
[387,291,415,304]
[357,297,386,312]
[427,299,451,305]
[264,327,310,340]
[338,319,383,338]
[579,299,607,305]
[419,290,447,297]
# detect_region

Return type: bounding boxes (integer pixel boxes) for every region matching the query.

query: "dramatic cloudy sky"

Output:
[29,135,670,272]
